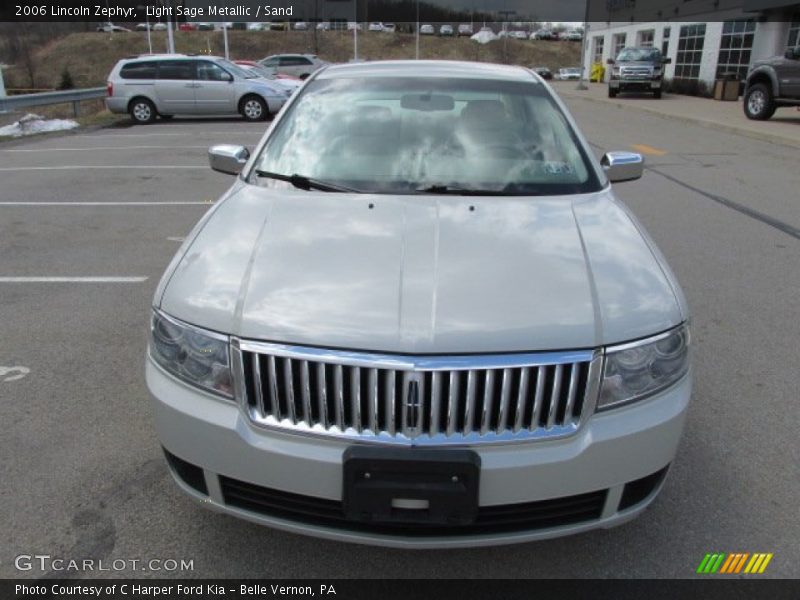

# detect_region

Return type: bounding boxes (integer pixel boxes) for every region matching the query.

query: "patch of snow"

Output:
[0,113,79,137]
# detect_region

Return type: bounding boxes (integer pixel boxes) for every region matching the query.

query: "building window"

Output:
[612,33,627,57]
[788,16,800,52]
[638,29,654,47]
[662,27,671,56]
[593,36,605,63]
[716,20,756,82]
[675,23,706,80]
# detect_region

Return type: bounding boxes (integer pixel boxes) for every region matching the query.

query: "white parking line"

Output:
[0,166,205,171]
[0,202,211,206]
[1,146,210,153]
[0,277,148,282]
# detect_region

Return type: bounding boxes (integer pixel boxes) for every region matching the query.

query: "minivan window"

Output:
[215,59,254,79]
[197,61,231,81]
[254,77,602,195]
[158,60,196,80]
[120,61,158,79]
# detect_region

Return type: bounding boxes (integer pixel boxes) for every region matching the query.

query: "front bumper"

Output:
[147,358,691,548]
[610,79,662,91]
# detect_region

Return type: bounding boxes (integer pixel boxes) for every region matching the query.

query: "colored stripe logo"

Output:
[696,553,773,574]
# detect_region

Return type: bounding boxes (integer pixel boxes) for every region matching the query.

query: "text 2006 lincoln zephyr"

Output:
[146,60,691,548]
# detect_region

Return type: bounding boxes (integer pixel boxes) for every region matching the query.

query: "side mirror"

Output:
[606,58,615,65]
[662,57,672,64]
[209,144,249,175]
[601,151,644,183]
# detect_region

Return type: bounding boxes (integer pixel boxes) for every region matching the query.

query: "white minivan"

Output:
[105,54,291,124]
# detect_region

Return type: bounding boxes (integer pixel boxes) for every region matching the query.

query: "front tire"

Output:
[653,89,662,99]
[129,98,157,124]
[743,83,776,120]
[239,95,268,122]
[608,87,618,98]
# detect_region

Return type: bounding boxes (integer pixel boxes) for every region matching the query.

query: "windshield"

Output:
[616,48,662,62]
[216,59,256,79]
[241,64,275,79]
[252,77,601,195]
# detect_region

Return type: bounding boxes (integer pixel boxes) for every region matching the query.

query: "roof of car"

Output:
[317,60,537,82]
[125,54,224,61]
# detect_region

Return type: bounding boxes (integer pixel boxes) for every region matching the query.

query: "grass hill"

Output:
[3,30,582,90]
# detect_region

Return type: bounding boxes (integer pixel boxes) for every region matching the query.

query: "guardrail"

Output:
[0,87,107,117]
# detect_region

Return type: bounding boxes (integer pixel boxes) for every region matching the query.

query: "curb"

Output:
[556,88,800,150]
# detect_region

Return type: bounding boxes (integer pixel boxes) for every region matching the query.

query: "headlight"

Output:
[150,310,233,398]
[612,67,620,76]
[598,324,690,410]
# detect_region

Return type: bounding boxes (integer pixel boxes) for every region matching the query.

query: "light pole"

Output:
[576,1,590,90]
[137,5,152,53]
[161,0,175,53]
[415,0,420,60]
[223,21,229,59]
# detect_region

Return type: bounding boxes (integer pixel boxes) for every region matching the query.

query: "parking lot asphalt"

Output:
[1,101,798,579]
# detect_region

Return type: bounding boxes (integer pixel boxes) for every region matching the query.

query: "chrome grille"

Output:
[233,341,601,445]
[620,66,653,79]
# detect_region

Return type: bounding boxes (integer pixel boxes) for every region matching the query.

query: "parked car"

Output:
[270,21,287,31]
[347,22,362,31]
[258,54,327,79]
[439,24,454,36]
[152,22,168,31]
[247,22,269,31]
[382,23,396,33]
[531,29,552,40]
[293,21,308,31]
[97,23,130,33]
[135,23,151,31]
[607,47,670,99]
[148,59,691,548]
[420,24,435,35]
[368,22,383,32]
[532,66,553,80]
[458,23,474,36]
[566,30,583,41]
[511,30,528,40]
[179,23,197,31]
[743,46,800,120]
[197,23,215,31]
[316,22,331,31]
[557,67,581,80]
[105,55,290,124]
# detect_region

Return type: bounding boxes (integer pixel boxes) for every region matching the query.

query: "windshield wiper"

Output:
[255,170,363,193]
[415,184,505,196]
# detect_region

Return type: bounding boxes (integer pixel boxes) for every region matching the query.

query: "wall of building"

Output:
[583,15,796,93]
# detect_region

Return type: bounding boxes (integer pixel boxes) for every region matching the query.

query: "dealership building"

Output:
[582,1,799,90]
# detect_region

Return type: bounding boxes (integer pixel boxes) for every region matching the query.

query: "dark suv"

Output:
[607,47,671,99]
[743,47,800,120]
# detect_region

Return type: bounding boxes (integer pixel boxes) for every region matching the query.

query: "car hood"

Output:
[158,185,685,353]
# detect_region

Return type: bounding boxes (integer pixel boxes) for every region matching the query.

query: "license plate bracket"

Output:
[343,447,480,526]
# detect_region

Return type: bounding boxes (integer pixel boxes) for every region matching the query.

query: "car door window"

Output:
[157,61,196,80]
[197,61,231,82]
[120,61,158,79]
